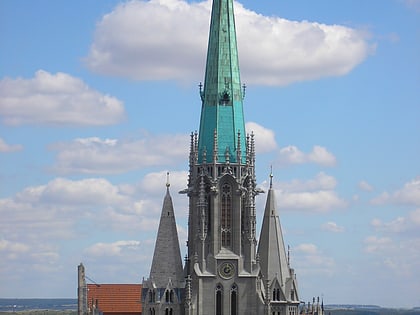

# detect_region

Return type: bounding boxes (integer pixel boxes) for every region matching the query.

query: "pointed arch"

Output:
[218,173,242,254]
[148,289,156,303]
[221,182,232,249]
[230,283,238,315]
[216,283,223,315]
[270,278,285,302]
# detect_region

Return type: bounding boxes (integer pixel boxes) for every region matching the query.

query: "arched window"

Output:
[216,284,223,315]
[149,290,156,303]
[221,183,232,248]
[272,288,282,301]
[230,284,238,315]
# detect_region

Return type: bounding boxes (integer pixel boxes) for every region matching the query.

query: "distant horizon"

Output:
[0,298,418,310]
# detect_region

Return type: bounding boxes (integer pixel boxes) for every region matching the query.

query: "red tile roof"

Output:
[87,283,142,314]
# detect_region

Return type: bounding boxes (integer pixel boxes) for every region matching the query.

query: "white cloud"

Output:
[85,0,372,86]
[51,133,189,174]
[245,122,277,153]
[277,172,337,192]
[371,177,420,206]
[140,170,189,195]
[307,145,337,166]
[85,240,141,257]
[277,190,346,212]
[0,172,188,292]
[82,240,155,284]
[294,243,336,276]
[277,145,306,165]
[295,243,318,255]
[364,236,393,253]
[0,197,78,242]
[358,180,374,191]
[364,234,420,277]
[277,145,336,167]
[371,217,407,234]
[14,177,130,207]
[96,201,161,233]
[365,207,420,278]
[0,176,171,248]
[0,70,125,126]
[322,221,345,233]
[0,239,29,260]
[0,137,23,152]
[371,208,420,235]
[272,172,346,212]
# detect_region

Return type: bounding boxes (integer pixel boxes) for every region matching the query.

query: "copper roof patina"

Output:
[198,0,246,164]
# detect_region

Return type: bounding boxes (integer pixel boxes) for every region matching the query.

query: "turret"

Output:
[257,173,290,284]
[257,173,300,314]
[142,174,184,314]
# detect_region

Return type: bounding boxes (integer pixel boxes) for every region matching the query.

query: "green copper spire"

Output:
[198,0,246,164]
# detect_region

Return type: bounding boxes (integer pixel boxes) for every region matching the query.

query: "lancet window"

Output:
[148,290,156,303]
[272,288,281,301]
[230,284,238,315]
[221,183,232,248]
[165,289,175,303]
[216,284,223,315]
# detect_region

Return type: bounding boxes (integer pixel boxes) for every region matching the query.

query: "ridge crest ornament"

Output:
[219,262,235,279]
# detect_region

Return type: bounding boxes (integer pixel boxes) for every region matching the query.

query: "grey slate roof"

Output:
[257,177,290,286]
[149,184,184,288]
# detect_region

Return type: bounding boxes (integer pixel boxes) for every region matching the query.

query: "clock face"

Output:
[219,262,235,279]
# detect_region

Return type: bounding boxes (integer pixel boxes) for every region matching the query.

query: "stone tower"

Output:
[184,0,261,314]
[183,0,300,314]
[143,175,185,315]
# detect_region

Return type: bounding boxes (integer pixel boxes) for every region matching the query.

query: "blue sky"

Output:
[0,0,419,308]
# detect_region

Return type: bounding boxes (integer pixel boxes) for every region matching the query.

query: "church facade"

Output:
[142,0,302,314]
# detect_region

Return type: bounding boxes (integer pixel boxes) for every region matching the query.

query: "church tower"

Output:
[143,174,184,315]
[184,0,264,314]
[183,0,301,314]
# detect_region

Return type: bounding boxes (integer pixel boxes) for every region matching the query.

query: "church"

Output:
[141,0,302,314]
[78,0,326,314]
